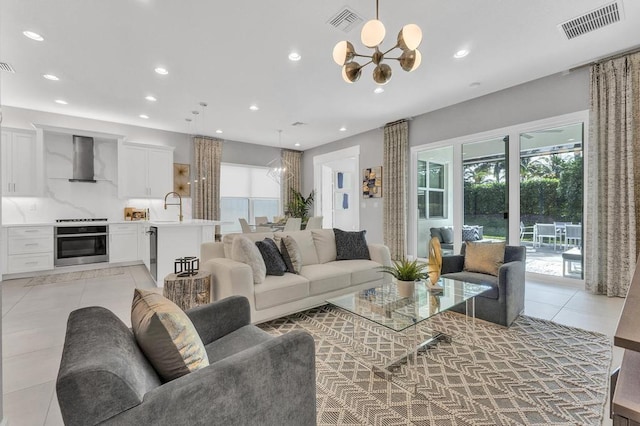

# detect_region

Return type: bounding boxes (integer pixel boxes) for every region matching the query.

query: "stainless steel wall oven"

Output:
[54,220,109,266]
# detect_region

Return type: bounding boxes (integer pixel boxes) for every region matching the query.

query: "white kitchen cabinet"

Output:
[4,226,54,273]
[1,130,43,196]
[118,142,174,198]
[109,223,139,263]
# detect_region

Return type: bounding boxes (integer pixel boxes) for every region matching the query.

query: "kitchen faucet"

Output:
[163,192,183,222]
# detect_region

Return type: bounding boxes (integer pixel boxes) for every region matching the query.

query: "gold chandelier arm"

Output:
[353,53,374,59]
[381,45,399,56]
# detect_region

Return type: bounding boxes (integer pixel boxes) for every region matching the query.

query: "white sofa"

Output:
[201,229,392,323]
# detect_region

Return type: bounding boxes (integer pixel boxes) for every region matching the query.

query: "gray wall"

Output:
[302,69,590,244]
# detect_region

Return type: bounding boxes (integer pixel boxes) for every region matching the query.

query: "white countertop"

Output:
[2,219,226,228]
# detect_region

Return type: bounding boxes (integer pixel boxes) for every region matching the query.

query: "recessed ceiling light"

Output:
[294,143,301,147]
[374,87,384,94]
[154,67,169,75]
[23,30,44,41]
[216,129,223,134]
[55,99,68,105]
[249,104,259,111]
[288,52,301,61]
[43,74,59,81]
[469,81,481,88]
[145,95,157,102]
[339,127,347,132]
[139,114,149,119]
[454,49,469,59]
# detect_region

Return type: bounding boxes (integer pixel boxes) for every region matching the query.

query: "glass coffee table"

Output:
[326,277,491,389]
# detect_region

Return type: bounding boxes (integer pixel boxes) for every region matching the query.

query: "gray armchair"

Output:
[441,245,525,327]
[56,296,316,426]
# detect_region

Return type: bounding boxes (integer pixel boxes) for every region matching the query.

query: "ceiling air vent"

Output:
[559,1,622,40]
[291,121,307,127]
[327,7,363,33]
[0,62,15,73]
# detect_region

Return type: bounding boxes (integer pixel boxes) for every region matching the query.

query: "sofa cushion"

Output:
[223,232,275,258]
[311,229,337,263]
[464,241,505,276]
[254,273,310,310]
[334,229,370,260]
[274,231,319,266]
[328,259,384,285]
[300,264,351,296]
[430,227,444,243]
[280,236,302,274]
[231,235,267,284]
[131,289,209,382]
[255,238,287,276]
[441,272,499,300]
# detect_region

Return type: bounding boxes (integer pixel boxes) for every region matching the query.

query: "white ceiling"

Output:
[1,0,639,150]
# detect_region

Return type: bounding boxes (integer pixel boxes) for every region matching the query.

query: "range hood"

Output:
[69,135,96,183]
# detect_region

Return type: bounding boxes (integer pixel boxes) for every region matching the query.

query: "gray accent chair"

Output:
[56,296,316,426]
[441,244,526,327]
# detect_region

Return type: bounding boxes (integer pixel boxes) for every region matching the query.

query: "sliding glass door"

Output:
[519,123,584,279]
[462,137,509,243]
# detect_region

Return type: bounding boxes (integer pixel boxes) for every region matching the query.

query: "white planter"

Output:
[396,280,416,297]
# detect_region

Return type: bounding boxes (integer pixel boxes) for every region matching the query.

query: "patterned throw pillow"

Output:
[333,228,370,260]
[231,235,266,284]
[280,236,303,273]
[462,227,476,241]
[131,289,209,382]
[255,238,287,276]
[463,241,506,276]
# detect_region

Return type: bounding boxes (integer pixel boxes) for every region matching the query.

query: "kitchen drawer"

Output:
[8,226,53,237]
[8,236,53,255]
[7,253,54,274]
[109,223,138,234]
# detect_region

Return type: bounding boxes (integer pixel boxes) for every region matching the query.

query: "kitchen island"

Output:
[141,219,222,285]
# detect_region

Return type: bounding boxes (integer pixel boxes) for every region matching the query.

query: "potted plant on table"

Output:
[378,259,428,297]
[285,189,315,224]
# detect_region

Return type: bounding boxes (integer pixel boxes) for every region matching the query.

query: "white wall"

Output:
[302,69,590,246]
[1,107,283,224]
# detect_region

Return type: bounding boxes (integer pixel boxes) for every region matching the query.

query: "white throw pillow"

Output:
[231,235,267,284]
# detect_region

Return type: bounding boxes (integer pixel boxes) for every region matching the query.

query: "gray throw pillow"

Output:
[440,227,453,244]
[280,236,302,273]
[333,228,370,260]
[255,238,287,276]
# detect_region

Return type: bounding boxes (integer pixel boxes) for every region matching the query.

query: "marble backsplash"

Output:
[2,132,191,224]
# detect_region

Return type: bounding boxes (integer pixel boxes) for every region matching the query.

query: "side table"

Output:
[163,271,212,311]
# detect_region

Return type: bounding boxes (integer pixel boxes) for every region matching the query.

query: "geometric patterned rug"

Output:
[26,267,125,286]
[259,306,612,425]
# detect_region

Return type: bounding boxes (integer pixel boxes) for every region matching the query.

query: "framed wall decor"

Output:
[362,166,382,198]
[173,163,191,197]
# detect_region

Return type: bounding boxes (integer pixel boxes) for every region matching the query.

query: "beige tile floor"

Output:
[1,267,626,425]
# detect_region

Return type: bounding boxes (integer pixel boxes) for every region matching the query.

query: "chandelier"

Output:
[332,0,422,84]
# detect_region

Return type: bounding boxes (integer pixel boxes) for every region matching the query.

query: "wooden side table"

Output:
[163,271,211,311]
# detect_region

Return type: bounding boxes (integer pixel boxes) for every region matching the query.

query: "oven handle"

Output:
[55,233,108,238]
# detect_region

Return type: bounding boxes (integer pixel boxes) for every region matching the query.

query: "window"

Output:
[220,163,280,233]
[417,160,446,219]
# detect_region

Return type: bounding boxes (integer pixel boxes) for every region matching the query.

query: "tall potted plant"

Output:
[286,189,315,223]
[378,259,428,297]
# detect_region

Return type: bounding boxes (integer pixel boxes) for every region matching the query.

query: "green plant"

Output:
[286,189,315,222]
[378,259,428,281]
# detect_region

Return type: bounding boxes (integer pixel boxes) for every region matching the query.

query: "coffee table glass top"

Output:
[326,278,491,332]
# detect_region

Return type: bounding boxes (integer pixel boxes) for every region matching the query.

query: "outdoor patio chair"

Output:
[520,222,535,243]
[535,223,559,250]
[565,224,582,249]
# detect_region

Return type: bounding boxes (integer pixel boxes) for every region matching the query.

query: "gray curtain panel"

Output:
[585,52,640,297]
[193,136,223,221]
[281,149,302,214]
[383,120,409,260]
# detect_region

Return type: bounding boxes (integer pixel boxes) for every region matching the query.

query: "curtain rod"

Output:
[569,44,640,72]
